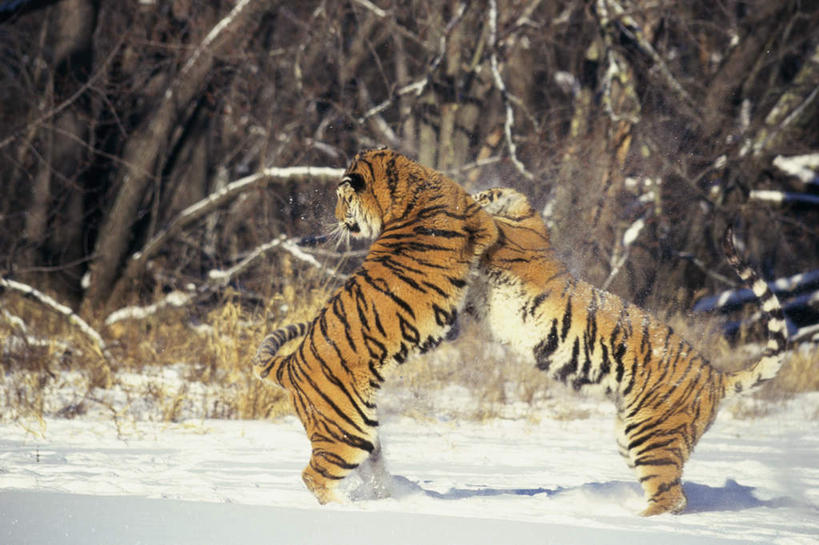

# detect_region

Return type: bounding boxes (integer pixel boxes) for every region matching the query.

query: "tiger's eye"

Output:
[346,173,366,192]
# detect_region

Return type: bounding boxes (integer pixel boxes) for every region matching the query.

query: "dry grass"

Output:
[2,274,817,424]
[0,268,333,423]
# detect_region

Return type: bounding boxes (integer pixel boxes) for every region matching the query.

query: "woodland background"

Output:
[1,0,818,421]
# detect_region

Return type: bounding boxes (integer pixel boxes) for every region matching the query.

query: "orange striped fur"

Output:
[252,150,498,504]
[467,187,788,516]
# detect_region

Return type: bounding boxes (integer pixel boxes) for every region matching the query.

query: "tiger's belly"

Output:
[482,275,617,397]
[483,279,542,358]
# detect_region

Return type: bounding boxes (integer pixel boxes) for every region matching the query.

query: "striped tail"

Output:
[721,226,789,395]
[252,321,310,380]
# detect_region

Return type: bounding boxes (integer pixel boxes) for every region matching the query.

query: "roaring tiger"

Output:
[467,187,789,516]
[252,149,498,504]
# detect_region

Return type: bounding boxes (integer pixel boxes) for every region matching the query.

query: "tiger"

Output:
[252,149,499,504]
[466,186,789,516]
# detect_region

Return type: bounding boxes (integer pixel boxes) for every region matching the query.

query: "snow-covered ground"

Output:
[1,390,818,545]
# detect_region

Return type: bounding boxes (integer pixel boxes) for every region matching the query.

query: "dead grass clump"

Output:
[3,268,817,425]
[771,346,819,394]
[378,320,555,421]
[1,265,336,422]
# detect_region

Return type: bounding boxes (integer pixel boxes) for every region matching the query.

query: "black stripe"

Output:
[414,226,467,239]
[560,297,573,341]
[529,292,548,317]
[360,270,416,319]
[432,304,456,327]
[557,337,580,383]
[534,319,559,370]
[399,314,421,344]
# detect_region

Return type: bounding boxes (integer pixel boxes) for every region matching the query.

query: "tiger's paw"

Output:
[639,492,687,516]
[303,469,343,505]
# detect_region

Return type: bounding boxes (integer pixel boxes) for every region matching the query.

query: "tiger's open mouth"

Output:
[346,221,361,234]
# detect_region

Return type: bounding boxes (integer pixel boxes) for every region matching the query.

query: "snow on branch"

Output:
[602,217,645,291]
[772,154,819,186]
[351,0,387,18]
[793,322,819,344]
[1,308,76,355]
[115,165,344,297]
[1,277,114,364]
[107,235,346,325]
[208,235,344,287]
[693,269,819,312]
[750,190,819,206]
[104,290,195,326]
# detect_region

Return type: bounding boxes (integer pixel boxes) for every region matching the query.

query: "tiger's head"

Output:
[472,187,536,219]
[334,149,443,242]
[472,187,553,249]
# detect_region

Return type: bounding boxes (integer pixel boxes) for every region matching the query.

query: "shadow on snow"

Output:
[390,475,800,514]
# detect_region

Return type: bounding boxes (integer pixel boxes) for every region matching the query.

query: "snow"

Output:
[2,392,818,545]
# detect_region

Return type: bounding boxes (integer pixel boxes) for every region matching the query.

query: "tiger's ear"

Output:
[341,173,366,192]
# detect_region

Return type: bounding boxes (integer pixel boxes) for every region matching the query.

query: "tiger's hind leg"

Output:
[301,425,380,504]
[614,412,634,468]
[620,412,689,516]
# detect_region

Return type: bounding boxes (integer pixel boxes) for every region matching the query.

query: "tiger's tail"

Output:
[721,226,789,396]
[252,321,310,380]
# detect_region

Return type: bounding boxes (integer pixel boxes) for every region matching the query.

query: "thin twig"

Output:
[0,35,125,152]
[357,2,469,124]
[488,0,535,181]
[116,166,344,295]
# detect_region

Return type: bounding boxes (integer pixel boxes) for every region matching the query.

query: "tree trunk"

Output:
[81,0,268,314]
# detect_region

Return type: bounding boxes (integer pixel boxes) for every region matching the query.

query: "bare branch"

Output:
[675,252,738,287]
[84,0,269,311]
[595,0,697,117]
[106,233,347,325]
[208,234,344,287]
[793,323,819,344]
[750,42,819,156]
[351,0,388,19]
[112,166,344,301]
[357,2,468,125]
[488,0,535,182]
[0,35,124,152]
[1,308,75,354]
